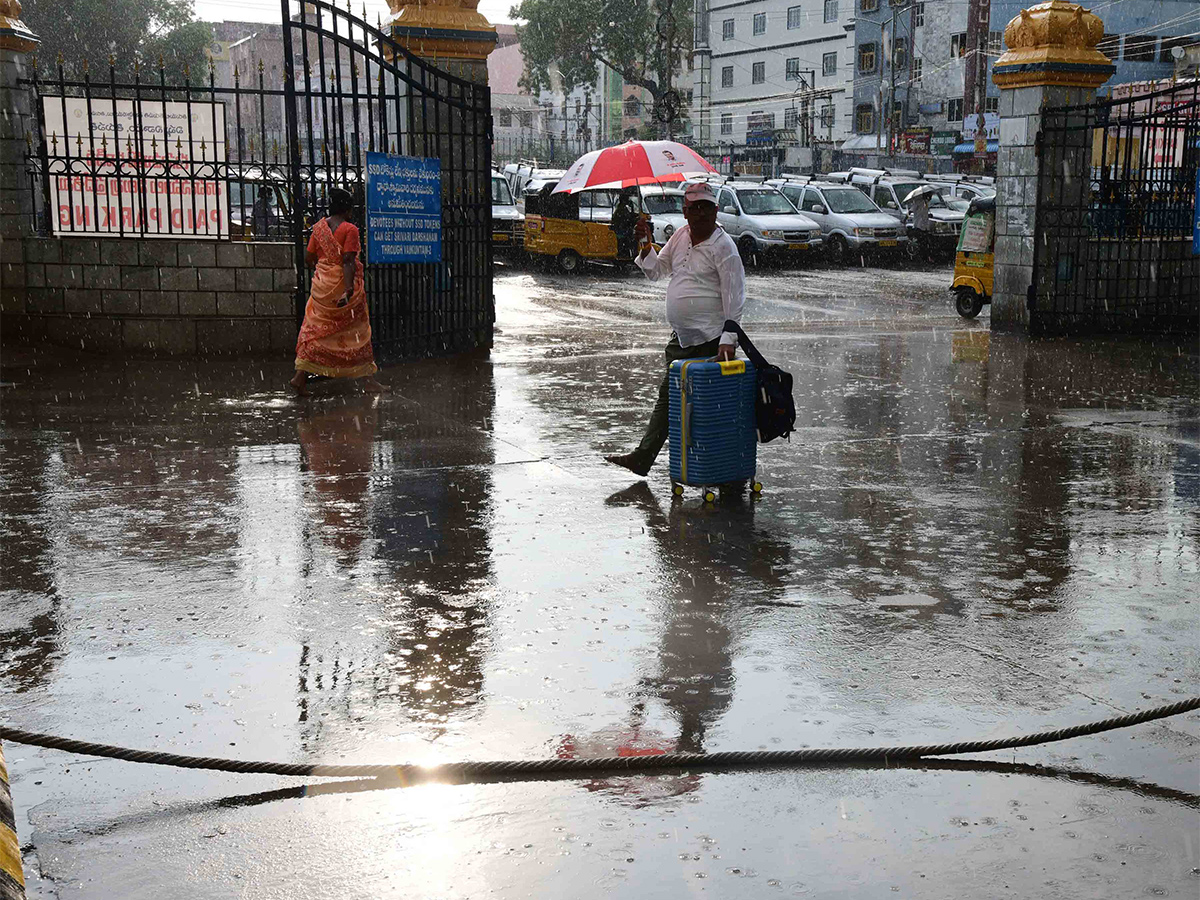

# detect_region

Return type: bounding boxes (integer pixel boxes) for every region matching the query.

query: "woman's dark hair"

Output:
[328,188,354,215]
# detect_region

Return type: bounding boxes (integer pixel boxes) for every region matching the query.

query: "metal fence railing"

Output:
[1034,78,1199,334]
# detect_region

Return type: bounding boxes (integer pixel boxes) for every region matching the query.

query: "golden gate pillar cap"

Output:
[992,1,1115,89]
[0,0,39,52]
[383,0,498,62]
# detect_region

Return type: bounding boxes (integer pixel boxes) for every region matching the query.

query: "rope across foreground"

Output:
[1,697,1196,783]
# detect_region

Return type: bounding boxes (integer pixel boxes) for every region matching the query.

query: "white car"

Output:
[713,183,823,263]
[640,187,686,244]
[490,172,523,252]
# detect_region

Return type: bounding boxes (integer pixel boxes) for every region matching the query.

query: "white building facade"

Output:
[693,0,856,171]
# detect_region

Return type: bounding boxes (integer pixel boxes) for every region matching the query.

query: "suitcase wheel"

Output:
[671,483,685,497]
[703,489,717,504]
[751,481,763,495]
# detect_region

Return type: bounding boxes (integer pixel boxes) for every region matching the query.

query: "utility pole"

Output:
[887,1,898,158]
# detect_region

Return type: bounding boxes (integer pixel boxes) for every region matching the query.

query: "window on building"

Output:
[722,18,734,40]
[859,42,876,72]
[913,1,924,26]
[625,96,641,117]
[498,108,512,127]
[984,96,999,114]
[687,88,694,104]
[720,113,733,134]
[860,0,878,11]
[752,61,766,84]
[753,12,767,34]
[785,107,800,130]
[822,51,838,77]
[1124,35,1158,62]
[820,104,835,129]
[893,37,907,67]
[987,30,1003,53]
[787,5,803,28]
[855,104,874,133]
[950,32,968,57]
[721,65,734,87]
[947,97,964,121]
[786,58,801,80]
[519,110,533,128]
[1097,32,1120,59]
[911,57,922,81]
[575,98,581,115]
[824,0,838,23]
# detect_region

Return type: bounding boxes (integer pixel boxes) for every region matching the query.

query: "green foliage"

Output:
[511,0,692,106]
[24,0,210,83]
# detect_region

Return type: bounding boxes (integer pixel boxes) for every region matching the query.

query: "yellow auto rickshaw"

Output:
[951,194,995,318]
[523,183,642,274]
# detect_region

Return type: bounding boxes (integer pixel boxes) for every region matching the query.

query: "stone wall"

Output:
[1,237,299,355]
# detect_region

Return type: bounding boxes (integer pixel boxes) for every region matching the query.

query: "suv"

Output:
[834,169,964,257]
[774,179,906,263]
[491,171,524,252]
[713,183,823,263]
[928,174,996,202]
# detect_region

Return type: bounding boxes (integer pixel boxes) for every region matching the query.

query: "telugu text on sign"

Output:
[364,152,442,263]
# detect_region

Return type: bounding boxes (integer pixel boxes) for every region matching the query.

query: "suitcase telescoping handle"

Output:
[723,320,768,371]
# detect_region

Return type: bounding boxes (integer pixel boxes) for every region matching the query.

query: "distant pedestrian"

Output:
[909,188,932,261]
[290,188,383,396]
[611,188,640,260]
[605,182,745,477]
[252,185,274,237]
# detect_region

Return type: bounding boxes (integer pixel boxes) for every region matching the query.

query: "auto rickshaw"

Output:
[523,183,642,273]
[950,195,995,318]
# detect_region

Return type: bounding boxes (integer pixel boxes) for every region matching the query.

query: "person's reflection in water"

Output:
[602,483,791,763]
[297,394,379,567]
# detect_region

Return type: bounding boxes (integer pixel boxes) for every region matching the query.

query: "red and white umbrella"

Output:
[552,140,718,194]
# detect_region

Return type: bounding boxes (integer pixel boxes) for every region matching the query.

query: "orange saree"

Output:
[294,218,378,378]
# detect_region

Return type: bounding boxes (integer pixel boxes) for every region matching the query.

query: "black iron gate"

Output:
[1033,79,1199,335]
[281,0,493,360]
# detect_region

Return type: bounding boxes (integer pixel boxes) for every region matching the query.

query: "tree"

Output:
[24,0,210,83]
[510,0,692,137]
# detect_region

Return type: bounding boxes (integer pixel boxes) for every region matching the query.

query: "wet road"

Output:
[1,262,1198,898]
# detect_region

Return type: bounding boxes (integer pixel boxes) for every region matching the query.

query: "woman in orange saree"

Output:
[290,188,382,396]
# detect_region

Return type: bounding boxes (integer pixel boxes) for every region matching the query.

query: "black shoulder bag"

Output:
[723,319,796,444]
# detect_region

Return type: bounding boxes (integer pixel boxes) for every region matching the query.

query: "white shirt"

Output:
[635,224,746,348]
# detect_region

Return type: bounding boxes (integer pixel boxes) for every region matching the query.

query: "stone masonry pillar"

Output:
[990,0,1113,331]
[0,0,39,319]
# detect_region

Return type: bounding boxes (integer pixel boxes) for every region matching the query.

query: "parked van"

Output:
[491,170,524,253]
[774,179,907,262]
[711,182,823,263]
[641,185,686,244]
[502,163,566,209]
[830,168,964,257]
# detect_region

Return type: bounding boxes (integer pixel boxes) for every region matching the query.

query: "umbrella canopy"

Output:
[552,140,718,194]
[903,184,940,204]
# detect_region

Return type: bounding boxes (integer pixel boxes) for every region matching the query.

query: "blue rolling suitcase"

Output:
[667,358,761,501]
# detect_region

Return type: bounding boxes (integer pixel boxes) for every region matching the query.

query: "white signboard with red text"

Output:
[42,98,227,239]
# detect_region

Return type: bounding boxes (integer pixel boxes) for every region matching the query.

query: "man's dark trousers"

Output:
[627,333,722,471]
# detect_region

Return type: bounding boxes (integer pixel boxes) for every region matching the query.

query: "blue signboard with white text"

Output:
[365,152,441,263]
[1193,156,1199,257]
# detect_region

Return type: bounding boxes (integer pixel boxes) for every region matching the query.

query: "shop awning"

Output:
[839,134,887,151]
[953,140,999,154]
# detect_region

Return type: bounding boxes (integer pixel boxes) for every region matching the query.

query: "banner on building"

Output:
[961,112,1000,141]
[365,152,442,263]
[897,129,932,155]
[42,97,227,238]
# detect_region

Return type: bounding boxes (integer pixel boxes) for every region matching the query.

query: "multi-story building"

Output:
[845,0,1200,172]
[693,0,856,173]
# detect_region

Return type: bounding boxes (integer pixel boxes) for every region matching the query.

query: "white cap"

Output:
[684,182,717,204]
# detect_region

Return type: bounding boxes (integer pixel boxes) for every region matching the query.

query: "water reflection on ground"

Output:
[0,269,1197,898]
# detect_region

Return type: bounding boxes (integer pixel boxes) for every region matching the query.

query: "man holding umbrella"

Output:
[606,182,746,477]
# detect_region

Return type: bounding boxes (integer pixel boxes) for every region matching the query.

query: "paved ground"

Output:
[1,260,1198,899]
